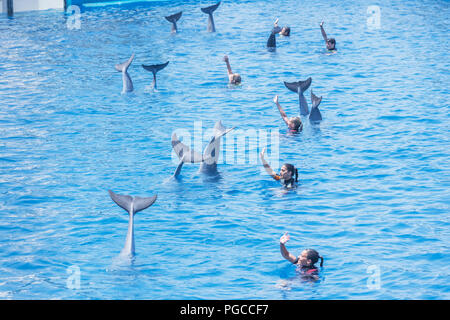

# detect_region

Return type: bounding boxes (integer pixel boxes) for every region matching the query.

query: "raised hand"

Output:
[273,95,279,104]
[280,232,290,244]
[260,147,267,161]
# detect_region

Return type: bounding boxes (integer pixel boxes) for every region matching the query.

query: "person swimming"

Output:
[273,18,291,36]
[280,232,324,281]
[320,21,336,51]
[223,55,241,85]
[273,95,302,132]
[260,147,298,189]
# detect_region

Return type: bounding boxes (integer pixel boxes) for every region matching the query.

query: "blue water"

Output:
[0,0,449,299]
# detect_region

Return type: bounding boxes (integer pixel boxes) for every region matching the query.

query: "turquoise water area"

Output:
[0,0,449,299]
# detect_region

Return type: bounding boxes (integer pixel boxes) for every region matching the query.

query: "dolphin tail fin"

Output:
[109,190,133,213]
[284,77,312,94]
[133,195,157,214]
[165,11,182,23]
[115,54,135,73]
[142,61,170,75]
[213,120,234,138]
[311,90,322,109]
[201,1,221,14]
[172,133,205,163]
[109,190,157,215]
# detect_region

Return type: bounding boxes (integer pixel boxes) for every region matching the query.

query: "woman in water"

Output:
[273,18,291,36]
[320,21,336,51]
[280,232,323,281]
[223,55,241,85]
[260,147,298,188]
[273,95,302,132]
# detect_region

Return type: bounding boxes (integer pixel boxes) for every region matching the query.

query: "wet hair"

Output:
[283,163,298,182]
[306,249,324,267]
[281,26,291,36]
[232,73,241,84]
[327,38,336,48]
[290,117,302,131]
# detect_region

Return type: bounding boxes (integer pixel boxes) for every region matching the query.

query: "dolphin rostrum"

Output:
[171,121,234,176]
[142,61,169,90]
[201,1,221,32]
[284,77,312,116]
[165,11,182,33]
[108,190,157,258]
[115,54,134,93]
[309,90,323,123]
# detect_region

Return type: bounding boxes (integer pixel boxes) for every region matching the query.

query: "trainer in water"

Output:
[273,95,302,132]
[165,11,182,33]
[115,54,134,94]
[280,232,323,281]
[320,21,336,51]
[223,55,241,85]
[142,61,169,90]
[272,18,290,36]
[309,90,323,123]
[108,190,157,259]
[201,1,221,32]
[260,147,298,189]
[172,121,234,177]
[284,77,312,116]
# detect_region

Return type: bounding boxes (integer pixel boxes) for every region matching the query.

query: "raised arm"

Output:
[223,55,233,76]
[280,232,298,264]
[273,95,290,127]
[320,21,328,43]
[260,147,280,180]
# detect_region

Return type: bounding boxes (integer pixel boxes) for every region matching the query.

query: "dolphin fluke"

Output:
[108,190,157,258]
[172,133,209,177]
[142,61,169,89]
[200,121,234,172]
[115,54,134,73]
[309,90,323,123]
[284,78,312,94]
[284,77,312,116]
[201,1,221,32]
[108,190,157,215]
[115,54,134,93]
[165,11,182,32]
[201,1,221,14]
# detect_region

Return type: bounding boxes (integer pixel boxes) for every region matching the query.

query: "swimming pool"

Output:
[0,0,449,299]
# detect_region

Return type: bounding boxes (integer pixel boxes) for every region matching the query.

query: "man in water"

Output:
[320,21,336,51]
[223,55,241,85]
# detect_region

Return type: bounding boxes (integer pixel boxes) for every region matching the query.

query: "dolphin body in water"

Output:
[171,121,234,177]
[309,90,323,123]
[284,77,312,116]
[115,54,134,93]
[165,11,182,33]
[142,61,169,90]
[108,190,157,259]
[201,1,221,32]
[267,30,277,51]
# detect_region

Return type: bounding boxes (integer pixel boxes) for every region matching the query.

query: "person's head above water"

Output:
[280,163,298,182]
[326,38,336,50]
[231,73,241,84]
[298,249,324,268]
[289,116,302,131]
[280,26,291,36]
